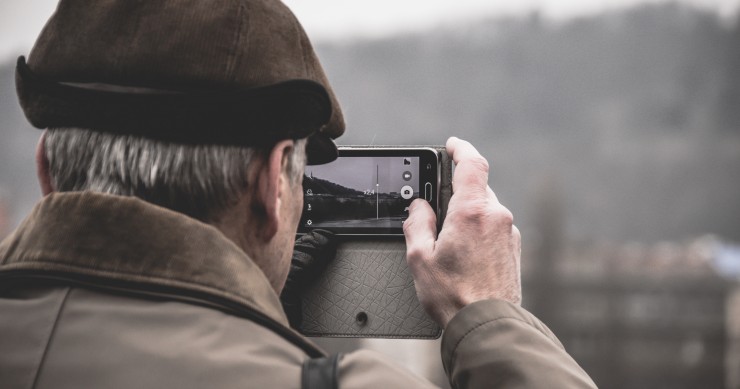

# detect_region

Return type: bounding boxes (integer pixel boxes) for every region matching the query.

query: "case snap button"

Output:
[355,312,368,326]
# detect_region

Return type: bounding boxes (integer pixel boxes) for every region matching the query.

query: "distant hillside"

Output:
[303,174,363,196]
[1,3,739,242]
[317,3,738,142]
[312,3,740,242]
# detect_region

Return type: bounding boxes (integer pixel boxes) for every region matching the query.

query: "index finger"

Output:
[446,137,489,195]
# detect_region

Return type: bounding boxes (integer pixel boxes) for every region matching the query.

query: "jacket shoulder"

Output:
[0,285,306,389]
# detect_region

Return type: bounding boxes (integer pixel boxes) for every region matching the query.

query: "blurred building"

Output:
[525,235,739,389]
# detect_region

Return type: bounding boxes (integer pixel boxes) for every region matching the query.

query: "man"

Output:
[0,1,596,388]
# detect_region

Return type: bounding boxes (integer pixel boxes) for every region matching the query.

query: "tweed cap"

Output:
[16,0,344,164]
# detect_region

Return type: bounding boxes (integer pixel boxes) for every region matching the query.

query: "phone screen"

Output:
[298,148,440,235]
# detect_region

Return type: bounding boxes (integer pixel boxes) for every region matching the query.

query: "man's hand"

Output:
[281,229,337,328]
[403,137,522,328]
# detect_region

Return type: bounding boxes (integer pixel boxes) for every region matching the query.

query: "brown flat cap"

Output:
[16,0,344,164]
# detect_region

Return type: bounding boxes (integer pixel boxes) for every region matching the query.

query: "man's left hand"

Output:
[281,229,337,328]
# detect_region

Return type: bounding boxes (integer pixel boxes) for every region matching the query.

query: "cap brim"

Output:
[306,133,338,165]
[16,56,338,160]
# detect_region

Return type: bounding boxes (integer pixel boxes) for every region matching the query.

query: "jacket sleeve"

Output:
[441,299,598,389]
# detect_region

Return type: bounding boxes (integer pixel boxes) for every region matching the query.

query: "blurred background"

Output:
[1,0,739,387]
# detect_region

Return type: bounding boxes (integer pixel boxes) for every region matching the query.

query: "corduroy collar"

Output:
[0,191,289,327]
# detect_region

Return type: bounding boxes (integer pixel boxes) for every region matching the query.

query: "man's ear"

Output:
[36,131,54,196]
[253,139,296,242]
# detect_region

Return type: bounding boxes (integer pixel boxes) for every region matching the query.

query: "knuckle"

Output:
[455,201,488,222]
[480,203,512,223]
[467,156,490,174]
[512,224,522,239]
[496,207,514,226]
[406,245,426,263]
[402,217,413,234]
[402,215,419,235]
[450,199,515,232]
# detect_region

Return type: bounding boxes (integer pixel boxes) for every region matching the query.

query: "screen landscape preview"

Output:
[302,157,419,229]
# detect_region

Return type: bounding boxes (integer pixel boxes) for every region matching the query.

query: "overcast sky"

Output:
[1,0,739,59]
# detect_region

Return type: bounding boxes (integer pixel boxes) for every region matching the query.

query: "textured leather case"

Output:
[299,146,452,338]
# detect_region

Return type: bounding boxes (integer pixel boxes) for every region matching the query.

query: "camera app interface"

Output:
[301,156,420,233]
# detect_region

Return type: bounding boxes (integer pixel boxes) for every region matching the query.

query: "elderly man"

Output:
[0,1,595,388]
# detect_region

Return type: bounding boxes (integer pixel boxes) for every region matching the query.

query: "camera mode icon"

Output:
[401,185,414,200]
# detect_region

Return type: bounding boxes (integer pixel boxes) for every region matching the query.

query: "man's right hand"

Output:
[403,137,522,328]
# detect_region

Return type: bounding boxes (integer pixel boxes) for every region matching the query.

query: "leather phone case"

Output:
[298,146,452,338]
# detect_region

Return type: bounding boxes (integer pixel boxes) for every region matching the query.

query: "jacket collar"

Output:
[0,191,289,327]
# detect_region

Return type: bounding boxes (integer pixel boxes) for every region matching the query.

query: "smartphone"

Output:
[298,147,442,236]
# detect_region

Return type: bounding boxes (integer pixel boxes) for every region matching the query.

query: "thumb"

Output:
[403,199,437,264]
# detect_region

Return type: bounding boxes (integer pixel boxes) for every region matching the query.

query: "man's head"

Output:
[36,128,306,291]
[20,0,345,292]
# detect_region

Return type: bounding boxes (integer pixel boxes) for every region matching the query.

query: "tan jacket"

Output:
[0,192,596,388]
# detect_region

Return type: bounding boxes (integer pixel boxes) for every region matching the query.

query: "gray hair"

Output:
[44,128,307,221]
